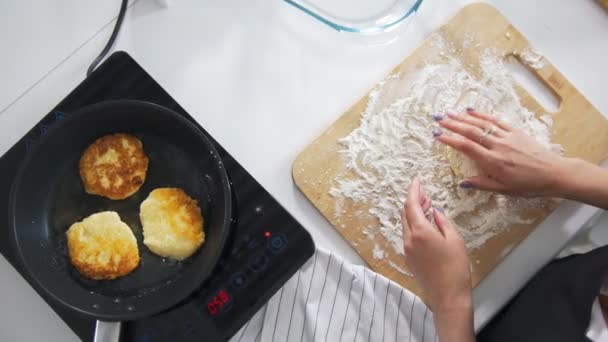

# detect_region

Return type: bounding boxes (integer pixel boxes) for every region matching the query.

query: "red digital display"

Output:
[207,290,231,316]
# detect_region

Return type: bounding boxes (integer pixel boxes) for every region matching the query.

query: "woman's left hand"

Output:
[401,177,472,312]
[402,178,476,341]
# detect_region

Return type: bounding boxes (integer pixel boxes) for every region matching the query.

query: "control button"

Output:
[267,233,288,254]
[241,234,258,249]
[248,253,269,272]
[247,238,258,250]
[230,272,247,289]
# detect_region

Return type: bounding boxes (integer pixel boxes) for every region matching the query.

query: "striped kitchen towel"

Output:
[231,248,436,342]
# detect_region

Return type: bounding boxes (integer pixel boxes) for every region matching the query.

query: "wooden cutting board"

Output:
[292,3,608,299]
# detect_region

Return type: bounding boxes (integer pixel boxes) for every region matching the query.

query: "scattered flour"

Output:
[329,34,560,263]
[388,261,413,277]
[519,47,545,69]
[372,244,385,260]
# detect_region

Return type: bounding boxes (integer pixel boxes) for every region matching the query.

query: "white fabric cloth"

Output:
[231,246,608,342]
[230,247,436,342]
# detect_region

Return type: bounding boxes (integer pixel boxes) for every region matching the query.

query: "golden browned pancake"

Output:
[79,133,149,200]
[140,188,205,260]
[66,211,140,280]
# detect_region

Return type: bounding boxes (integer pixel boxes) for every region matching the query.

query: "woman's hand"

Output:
[401,178,472,312]
[402,178,475,341]
[434,109,570,197]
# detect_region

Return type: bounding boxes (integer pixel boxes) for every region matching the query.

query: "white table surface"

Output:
[1,0,607,340]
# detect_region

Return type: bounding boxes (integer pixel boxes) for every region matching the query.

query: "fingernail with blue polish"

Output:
[432,129,442,137]
[459,181,474,189]
[435,206,445,213]
[466,107,475,113]
[432,113,444,121]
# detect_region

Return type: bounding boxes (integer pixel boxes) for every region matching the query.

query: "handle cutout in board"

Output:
[504,54,561,113]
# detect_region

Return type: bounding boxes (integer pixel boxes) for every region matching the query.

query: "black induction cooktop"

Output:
[0,51,315,341]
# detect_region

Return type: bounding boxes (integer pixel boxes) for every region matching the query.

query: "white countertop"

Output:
[1,0,607,340]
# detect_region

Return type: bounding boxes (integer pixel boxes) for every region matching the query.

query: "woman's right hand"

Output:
[434,108,572,197]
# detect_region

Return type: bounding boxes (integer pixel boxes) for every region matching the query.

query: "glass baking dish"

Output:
[283,0,424,34]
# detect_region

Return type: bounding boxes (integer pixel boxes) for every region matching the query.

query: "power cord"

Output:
[86,0,129,77]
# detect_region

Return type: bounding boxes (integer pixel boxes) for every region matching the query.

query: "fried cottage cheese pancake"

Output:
[66,211,140,280]
[79,133,149,200]
[140,188,205,260]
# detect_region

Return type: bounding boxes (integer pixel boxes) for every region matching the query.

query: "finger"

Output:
[419,186,432,214]
[405,178,427,229]
[435,209,468,258]
[420,196,432,214]
[432,207,449,237]
[401,207,412,241]
[466,108,512,132]
[401,207,412,254]
[460,175,509,193]
[438,117,497,148]
[435,133,491,162]
[433,207,461,239]
[446,111,507,138]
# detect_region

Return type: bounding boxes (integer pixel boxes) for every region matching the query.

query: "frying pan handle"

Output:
[94,321,121,342]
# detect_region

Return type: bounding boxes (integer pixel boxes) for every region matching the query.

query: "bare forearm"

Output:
[433,299,476,342]
[555,158,608,209]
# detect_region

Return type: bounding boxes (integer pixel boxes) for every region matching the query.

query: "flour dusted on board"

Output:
[519,47,545,70]
[329,34,561,262]
[373,244,385,260]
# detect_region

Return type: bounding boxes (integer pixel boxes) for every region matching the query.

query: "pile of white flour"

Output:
[330,34,561,257]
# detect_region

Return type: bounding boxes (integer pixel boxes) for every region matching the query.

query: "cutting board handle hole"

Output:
[504,54,561,113]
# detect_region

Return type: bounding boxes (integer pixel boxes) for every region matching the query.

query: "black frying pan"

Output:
[9,100,232,338]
